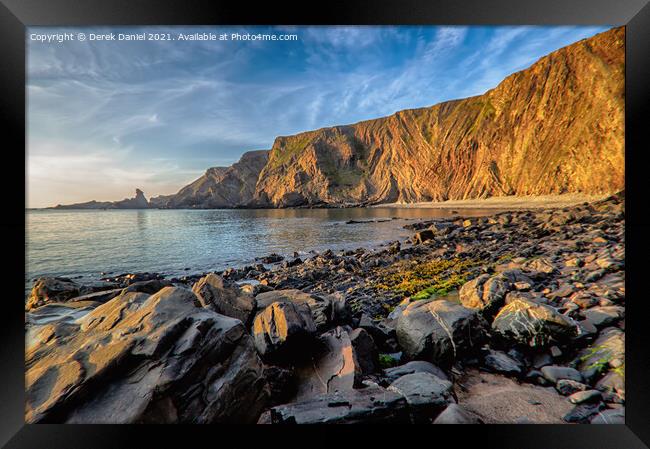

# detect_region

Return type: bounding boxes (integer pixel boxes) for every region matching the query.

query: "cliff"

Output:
[52,189,150,210]
[150,150,270,208]
[251,26,624,207]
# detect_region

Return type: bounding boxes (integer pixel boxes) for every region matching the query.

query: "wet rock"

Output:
[482,349,523,375]
[433,403,483,424]
[192,273,255,325]
[383,361,449,384]
[388,372,455,422]
[252,301,316,363]
[268,386,410,424]
[396,299,484,363]
[540,365,583,383]
[590,408,625,424]
[258,253,284,264]
[491,298,578,347]
[26,287,267,424]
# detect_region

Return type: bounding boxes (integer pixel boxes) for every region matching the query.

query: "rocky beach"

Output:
[25,192,625,424]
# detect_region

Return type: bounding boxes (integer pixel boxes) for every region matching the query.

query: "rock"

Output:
[532,353,554,369]
[383,361,449,384]
[524,258,558,276]
[258,253,284,264]
[433,403,483,424]
[483,349,523,375]
[66,288,123,305]
[268,386,410,424]
[576,327,624,381]
[596,371,625,402]
[358,314,394,345]
[255,289,349,331]
[581,306,624,327]
[456,369,573,423]
[430,222,456,235]
[27,277,89,311]
[568,390,602,404]
[459,274,510,317]
[563,402,605,423]
[491,298,578,347]
[540,365,583,383]
[387,372,455,422]
[556,379,590,395]
[396,299,484,363]
[26,287,267,423]
[122,279,172,295]
[349,328,379,375]
[590,408,625,424]
[412,229,435,244]
[192,273,255,325]
[293,327,360,401]
[252,301,317,363]
[263,366,296,407]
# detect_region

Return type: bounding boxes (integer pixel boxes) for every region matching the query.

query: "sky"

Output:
[27,25,610,208]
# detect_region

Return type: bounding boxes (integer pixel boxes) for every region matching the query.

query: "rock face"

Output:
[25,287,268,423]
[150,150,270,208]
[396,299,484,363]
[251,27,624,207]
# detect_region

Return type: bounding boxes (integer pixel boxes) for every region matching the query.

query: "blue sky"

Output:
[27,25,610,208]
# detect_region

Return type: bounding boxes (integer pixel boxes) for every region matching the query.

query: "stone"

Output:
[66,288,123,305]
[252,301,317,363]
[412,229,435,244]
[581,306,624,327]
[27,277,90,311]
[122,279,172,295]
[255,289,349,332]
[524,258,558,276]
[263,366,296,407]
[396,299,484,363]
[192,273,255,325]
[491,298,578,347]
[532,353,554,369]
[383,361,449,384]
[388,372,455,422]
[590,408,625,424]
[268,386,410,424]
[26,287,267,424]
[576,327,624,381]
[483,349,523,375]
[433,403,483,424]
[349,328,379,375]
[540,365,583,383]
[563,402,605,423]
[596,371,625,401]
[556,379,590,396]
[293,327,360,401]
[568,390,602,404]
[459,274,510,317]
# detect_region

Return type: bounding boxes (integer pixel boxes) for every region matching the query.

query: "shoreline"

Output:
[25,193,625,424]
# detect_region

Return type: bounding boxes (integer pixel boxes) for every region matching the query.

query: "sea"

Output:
[26,207,499,288]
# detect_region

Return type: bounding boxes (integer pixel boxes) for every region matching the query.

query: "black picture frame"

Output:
[1,0,649,447]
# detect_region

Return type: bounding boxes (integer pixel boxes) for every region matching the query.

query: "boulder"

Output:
[459,274,510,317]
[388,372,455,422]
[122,279,172,295]
[252,301,317,363]
[540,365,583,384]
[349,328,379,375]
[412,229,435,244]
[483,349,523,375]
[396,299,484,363]
[383,360,449,384]
[26,287,267,424]
[268,386,410,424]
[590,408,625,424]
[293,327,360,401]
[491,298,578,347]
[556,379,590,396]
[192,273,255,325]
[433,403,483,424]
[575,327,624,382]
[581,306,624,328]
[255,289,349,331]
[27,277,89,311]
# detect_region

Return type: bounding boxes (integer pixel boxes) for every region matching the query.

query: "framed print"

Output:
[1,0,649,447]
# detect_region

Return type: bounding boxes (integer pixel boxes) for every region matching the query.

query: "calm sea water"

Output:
[26,208,497,286]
